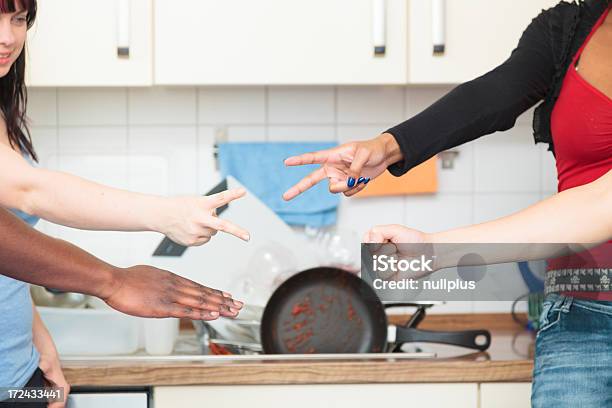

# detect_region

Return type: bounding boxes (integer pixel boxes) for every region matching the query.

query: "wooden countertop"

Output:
[62,313,536,386]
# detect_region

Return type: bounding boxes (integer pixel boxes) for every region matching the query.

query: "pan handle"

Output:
[394,327,491,351]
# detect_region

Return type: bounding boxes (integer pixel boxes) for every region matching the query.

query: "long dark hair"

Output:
[0,0,37,161]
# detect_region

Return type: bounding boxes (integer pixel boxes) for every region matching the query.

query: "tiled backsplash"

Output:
[28,86,559,314]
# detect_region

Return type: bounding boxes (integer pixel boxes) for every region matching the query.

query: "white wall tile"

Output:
[437,143,474,194]
[198,87,265,125]
[197,126,222,194]
[58,126,127,154]
[129,87,196,125]
[337,86,404,125]
[30,126,58,170]
[225,126,267,142]
[268,126,336,142]
[405,85,452,116]
[337,196,405,240]
[58,154,129,190]
[473,124,541,193]
[54,225,132,268]
[198,126,216,145]
[127,155,169,196]
[58,88,127,126]
[337,125,389,142]
[27,88,57,126]
[473,193,541,224]
[515,107,536,126]
[404,194,473,233]
[268,87,334,124]
[128,126,198,195]
[126,231,167,265]
[540,144,558,194]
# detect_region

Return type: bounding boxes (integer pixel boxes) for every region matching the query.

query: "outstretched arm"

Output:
[0,143,249,246]
[283,3,565,200]
[365,170,612,269]
[0,207,242,319]
[432,170,612,245]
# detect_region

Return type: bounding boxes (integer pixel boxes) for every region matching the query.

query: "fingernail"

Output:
[233,300,244,307]
[210,311,219,317]
[364,178,371,185]
[357,177,365,185]
[229,307,238,314]
[222,292,232,298]
[242,234,250,242]
[347,177,356,188]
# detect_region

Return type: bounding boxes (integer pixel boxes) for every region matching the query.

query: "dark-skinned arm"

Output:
[0,207,243,320]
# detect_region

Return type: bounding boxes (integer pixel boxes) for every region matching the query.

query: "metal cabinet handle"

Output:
[117,0,130,58]
[432,0,446,55]
[373,0,386,56]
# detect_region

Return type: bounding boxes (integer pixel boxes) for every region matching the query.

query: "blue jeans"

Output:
[532,294,612,408]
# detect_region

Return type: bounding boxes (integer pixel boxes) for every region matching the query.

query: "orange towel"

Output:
[356,157,438,197]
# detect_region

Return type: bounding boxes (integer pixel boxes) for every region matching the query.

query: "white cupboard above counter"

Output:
[154,0,409,85]
[408,0,560,84]
[24,0,561,87]
[26,0,153,87]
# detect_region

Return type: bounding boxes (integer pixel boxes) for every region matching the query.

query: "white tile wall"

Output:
[473,124,540,193]
[58,88,127,126]
[128,88,197,125]
[26,85,558,314]
[337,86,405,125]
[198,87,266,125]
[268,87,335,124]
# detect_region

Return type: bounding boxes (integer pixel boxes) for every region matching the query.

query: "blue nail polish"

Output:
[364,178,371,185]
[357,177,366,185]
[347,177,356,188]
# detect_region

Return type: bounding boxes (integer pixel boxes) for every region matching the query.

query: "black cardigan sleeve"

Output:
[386,5,558,176]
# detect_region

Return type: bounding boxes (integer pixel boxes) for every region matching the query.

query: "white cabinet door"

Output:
[26,0,153,87]
[67,393,148,408]
[154,384,478,408]
[154,0,408,85]
[480,383,532,408]
[408,0,559,84]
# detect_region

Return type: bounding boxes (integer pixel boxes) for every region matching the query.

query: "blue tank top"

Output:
[0,153,41,396]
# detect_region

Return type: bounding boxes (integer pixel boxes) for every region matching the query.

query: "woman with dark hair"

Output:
[284,0,611,406]
[0,1,248,405]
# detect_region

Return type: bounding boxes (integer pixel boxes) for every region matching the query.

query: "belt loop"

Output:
[552,295,566,310]
[561,295,574,312]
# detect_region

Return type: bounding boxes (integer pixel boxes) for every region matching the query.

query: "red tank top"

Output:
[549,5,612,301]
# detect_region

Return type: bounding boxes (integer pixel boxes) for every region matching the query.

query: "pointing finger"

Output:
[282,167,326,201]
[284,149,332,166]
[207,188,246,209]
[208,217,250,242]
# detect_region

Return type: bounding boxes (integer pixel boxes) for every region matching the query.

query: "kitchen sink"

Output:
[37,306,142,356]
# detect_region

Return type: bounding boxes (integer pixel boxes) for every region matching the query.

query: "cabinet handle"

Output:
[117,0,130,58]
[432,0,446,55]
[372,0,386,56]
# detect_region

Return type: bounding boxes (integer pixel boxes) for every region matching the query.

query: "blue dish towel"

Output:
[218,142,339,227]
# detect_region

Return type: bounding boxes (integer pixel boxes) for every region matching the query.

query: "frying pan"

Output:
[261,267,490,354]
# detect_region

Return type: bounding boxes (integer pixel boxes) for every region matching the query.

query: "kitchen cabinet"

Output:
[67,392,149,408]
[154,384,478,408]
[480,383,532,408]
[154,0,408,85]
[408,0,559,84]
[26,0,153,86]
